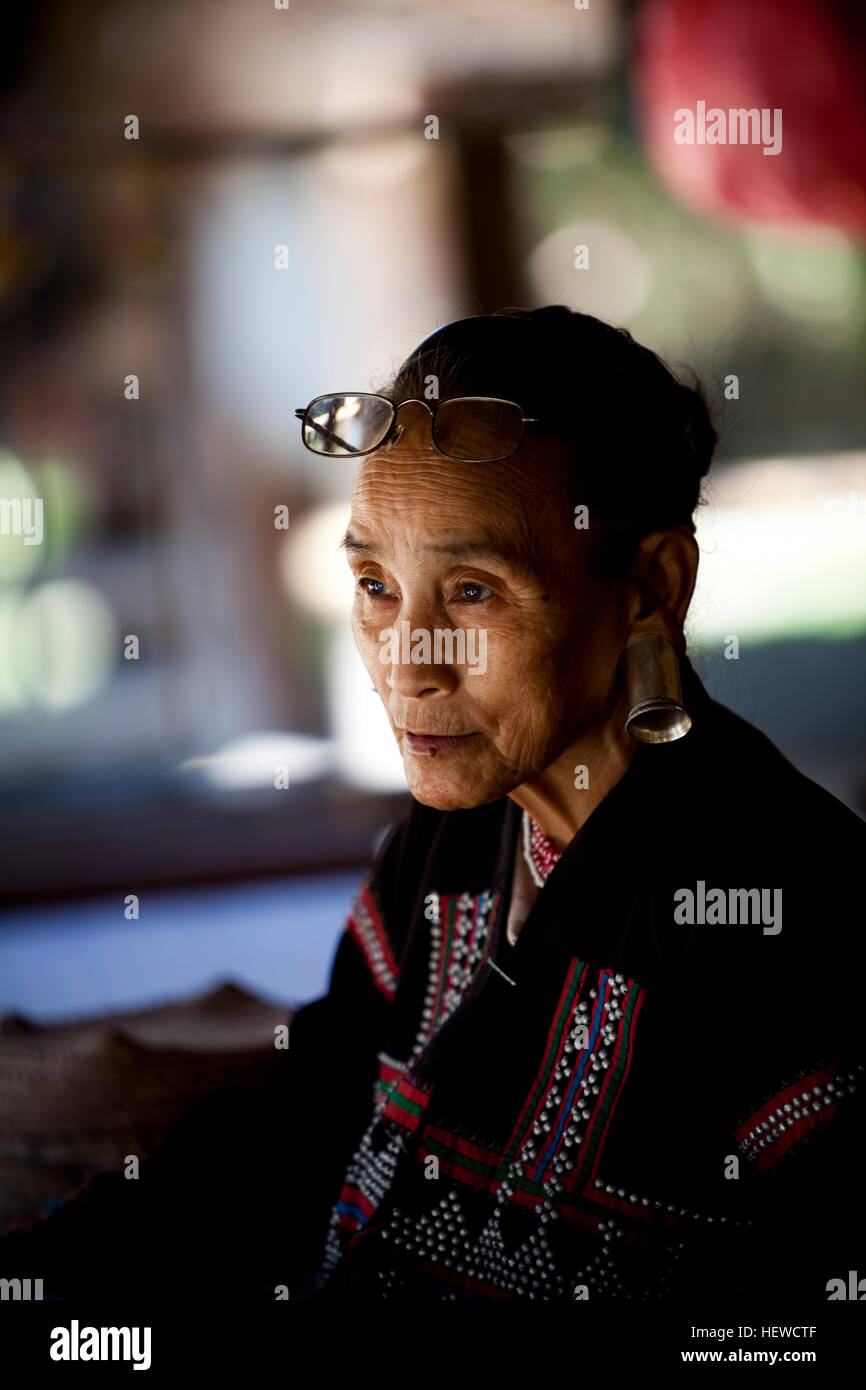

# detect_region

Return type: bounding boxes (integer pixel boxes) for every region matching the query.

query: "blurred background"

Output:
[1,0,865,1028]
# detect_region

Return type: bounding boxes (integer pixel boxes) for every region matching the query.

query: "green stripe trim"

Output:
[386,1089,426,1120]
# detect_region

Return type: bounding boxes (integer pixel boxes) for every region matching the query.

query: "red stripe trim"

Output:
[753,1101,841,1173]
[423,1125,503,1169]
[734,1065,839,1143]
[346,882,399,1002]
[376,1059,404,1088]
[506,959,586,1153]
[394,1077,432,1109]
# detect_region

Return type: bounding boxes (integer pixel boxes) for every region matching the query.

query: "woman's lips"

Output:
[403,730,475,754]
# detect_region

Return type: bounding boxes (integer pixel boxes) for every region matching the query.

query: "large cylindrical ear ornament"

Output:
[623,633,692,743]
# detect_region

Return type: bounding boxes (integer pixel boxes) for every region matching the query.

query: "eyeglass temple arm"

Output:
[294,408,363,454]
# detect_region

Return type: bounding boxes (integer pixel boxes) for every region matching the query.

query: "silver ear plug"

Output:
[623,633,691,744]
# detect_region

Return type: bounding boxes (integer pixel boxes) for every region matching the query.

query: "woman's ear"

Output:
[625,527,699,649]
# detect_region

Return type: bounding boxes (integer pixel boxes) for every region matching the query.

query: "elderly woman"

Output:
[288,306,865,1304]
[1,309,862,1317]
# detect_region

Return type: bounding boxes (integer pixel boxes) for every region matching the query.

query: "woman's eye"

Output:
[456,581,494,604]
[357,577,390,598]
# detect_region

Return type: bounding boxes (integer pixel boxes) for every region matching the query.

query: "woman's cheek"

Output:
[351,609,383,671]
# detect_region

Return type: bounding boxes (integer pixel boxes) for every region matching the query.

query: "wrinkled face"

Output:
[344,403,628,809]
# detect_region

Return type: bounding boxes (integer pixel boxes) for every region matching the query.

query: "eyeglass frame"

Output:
[294,393,541,463]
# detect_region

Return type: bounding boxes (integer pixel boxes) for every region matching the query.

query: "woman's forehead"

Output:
[346,452,583,583]
[350,453,545,545]
[352,432,570,509]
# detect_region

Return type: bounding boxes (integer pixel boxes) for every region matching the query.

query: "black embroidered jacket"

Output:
[289,660,866,1304]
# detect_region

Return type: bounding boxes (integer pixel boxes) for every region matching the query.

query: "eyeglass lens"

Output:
[432,398,524,461]
[303,394,394,456]
[303,395,526,461]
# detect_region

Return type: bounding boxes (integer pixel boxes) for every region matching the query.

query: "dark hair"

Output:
[381,305,716,574]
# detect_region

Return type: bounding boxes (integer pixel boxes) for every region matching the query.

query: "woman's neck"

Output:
[508,710,638,852]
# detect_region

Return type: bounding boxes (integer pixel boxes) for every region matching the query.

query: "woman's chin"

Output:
[401,755,513,811]
[407,784,485,811]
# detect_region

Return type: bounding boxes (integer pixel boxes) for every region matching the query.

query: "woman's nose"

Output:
[383,616,460,697]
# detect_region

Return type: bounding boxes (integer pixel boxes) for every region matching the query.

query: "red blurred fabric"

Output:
[632,0,866,235]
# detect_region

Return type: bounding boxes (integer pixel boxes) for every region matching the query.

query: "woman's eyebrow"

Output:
[341,531,528,570]
[340,531,372,553]
[340,528,536,578]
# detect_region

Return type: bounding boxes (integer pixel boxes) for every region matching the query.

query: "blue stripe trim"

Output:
[533,971,612,1180]
[336,1200,368,1227]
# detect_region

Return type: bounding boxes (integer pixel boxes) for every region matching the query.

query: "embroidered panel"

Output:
[323,889,499,1272]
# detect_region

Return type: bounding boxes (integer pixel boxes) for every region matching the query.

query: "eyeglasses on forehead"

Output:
[294,393,539,463]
